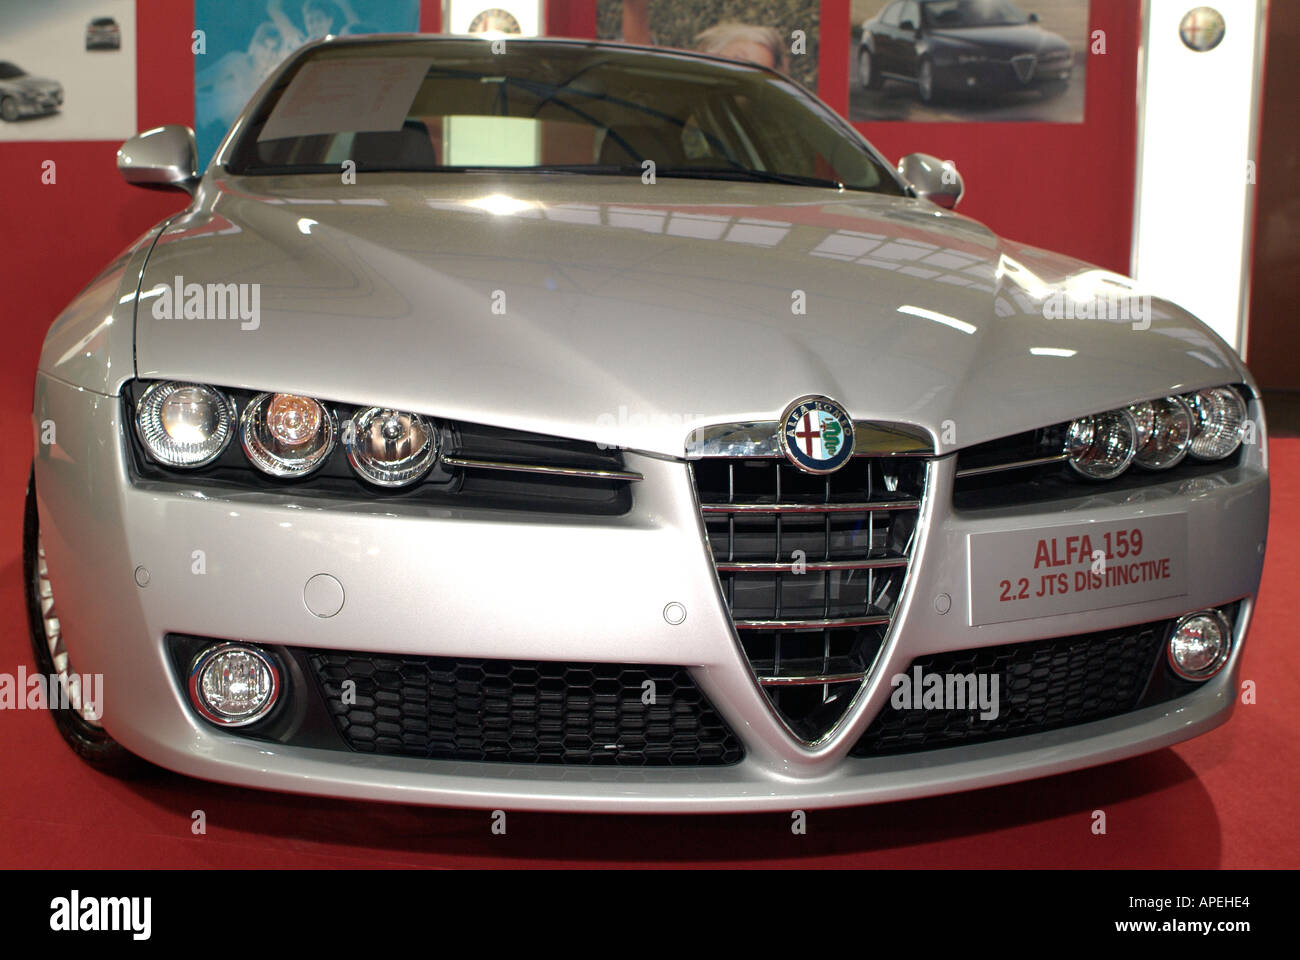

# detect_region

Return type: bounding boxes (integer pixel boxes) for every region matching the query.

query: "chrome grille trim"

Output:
[700,499,920,514]
[954,453,1067,479]
[733,615,892,630]
[440,456,644,482]
[757,671,867,687]
[715,558,908,573]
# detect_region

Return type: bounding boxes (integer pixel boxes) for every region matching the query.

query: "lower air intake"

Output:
[848,612,1230,757]
[307,652,743,766]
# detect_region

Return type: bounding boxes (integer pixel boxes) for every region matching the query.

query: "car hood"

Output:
[3,75,60,94]
[135,173,1245,458]
[929,24,1069,56]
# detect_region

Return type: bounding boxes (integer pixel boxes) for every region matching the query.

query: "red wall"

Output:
[547,0,598,36]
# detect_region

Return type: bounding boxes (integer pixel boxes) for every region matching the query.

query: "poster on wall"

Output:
[0,0,136,142]
[849,0,1089,123]
[194,0,421,167]
[596,0,820,93]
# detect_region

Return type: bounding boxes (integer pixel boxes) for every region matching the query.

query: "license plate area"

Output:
[968,514,1188,626]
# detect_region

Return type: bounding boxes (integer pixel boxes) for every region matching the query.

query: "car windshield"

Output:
[922,0,1031,28]
[0,62,27,80]
[91,17,116,26]
[225,39,903,194]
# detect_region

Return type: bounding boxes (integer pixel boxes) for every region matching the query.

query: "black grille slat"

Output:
[692,453,928,742]
[307,653,743,766]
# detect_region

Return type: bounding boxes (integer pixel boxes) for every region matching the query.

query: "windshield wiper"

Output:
[651,167,854,191]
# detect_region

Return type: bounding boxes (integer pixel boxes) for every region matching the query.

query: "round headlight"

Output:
[135,381,235,468]
[1167,610,1233,681]
[1129,396,1193,470]
[188,643,280,726]
[1065,408,1137,480]
[344,407,438,487]
[241,392,336,477]
[1186,387,1246,460]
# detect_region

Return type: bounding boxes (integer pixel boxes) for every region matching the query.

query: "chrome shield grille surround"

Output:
[689,423,933,746]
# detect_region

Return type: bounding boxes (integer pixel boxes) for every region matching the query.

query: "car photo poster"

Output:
[193,0,420,167]
[849,0,1090,123]
[0,0,136,141]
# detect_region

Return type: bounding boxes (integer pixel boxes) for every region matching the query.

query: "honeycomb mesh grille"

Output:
[850,619,1182,756]
[307,652,743,766]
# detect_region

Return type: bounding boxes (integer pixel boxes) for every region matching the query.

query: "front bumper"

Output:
[9,95,61,117]
[934,57,1073,94]
[33,372,1268,811]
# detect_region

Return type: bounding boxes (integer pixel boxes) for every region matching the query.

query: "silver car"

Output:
[28,36,1268,812]
[0,61,63,121]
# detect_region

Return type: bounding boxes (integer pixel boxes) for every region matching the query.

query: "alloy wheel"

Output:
[34,534,103,727]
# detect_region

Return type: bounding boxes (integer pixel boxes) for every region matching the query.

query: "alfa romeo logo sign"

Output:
[779,395,856,474]
[1179,7,1226,52]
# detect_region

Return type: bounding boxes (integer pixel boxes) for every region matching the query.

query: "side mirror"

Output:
[899,19,917,31]
[897,152,964,209]
[117,125,198,194]
[1029,12,1040,22]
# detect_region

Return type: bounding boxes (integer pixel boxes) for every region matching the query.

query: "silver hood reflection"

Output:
[134,173,1247,457]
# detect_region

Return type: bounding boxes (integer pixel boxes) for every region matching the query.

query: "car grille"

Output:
[849,615,1214,757]
[1011,54,1037,83]
[691,453,929,743]
[306,652,743,766]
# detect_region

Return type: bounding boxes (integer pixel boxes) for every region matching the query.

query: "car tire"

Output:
[1,97,19,122]
[23,468,148,778]
[858,47,880,90]
[917,58,937,104]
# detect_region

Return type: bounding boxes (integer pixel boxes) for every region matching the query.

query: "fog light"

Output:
[1167,610,1233,681]
[188,643,280,726]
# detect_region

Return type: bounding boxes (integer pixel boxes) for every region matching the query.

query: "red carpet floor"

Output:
[0,386,1295,868]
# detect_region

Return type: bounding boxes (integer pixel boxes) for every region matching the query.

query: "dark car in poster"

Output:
[858,0,1073,103]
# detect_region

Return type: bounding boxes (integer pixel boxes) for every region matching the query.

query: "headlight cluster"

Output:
[135,381,440,487]
[1065,386,1247,480]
